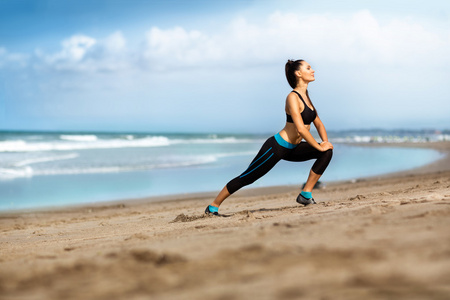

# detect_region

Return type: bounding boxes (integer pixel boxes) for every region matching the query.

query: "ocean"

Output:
[0,130,447,211]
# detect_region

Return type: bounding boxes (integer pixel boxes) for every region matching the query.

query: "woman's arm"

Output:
[313,116,328,142]
[287,93,324,151]
[313,115,333,150]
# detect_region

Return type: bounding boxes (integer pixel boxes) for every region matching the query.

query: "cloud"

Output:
[35,31,129,72]
[35,34,97,71]
[12,10,450,73]
[140,10,450,69]
[60,35,96,61]
[0,47,29,68]
[142,26,222,70]
[103,31,126,53]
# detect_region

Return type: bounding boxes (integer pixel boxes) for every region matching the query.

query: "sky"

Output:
[0,0,449,134]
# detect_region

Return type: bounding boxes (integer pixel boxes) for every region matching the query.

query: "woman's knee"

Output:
[323,148,333,162]
[312,149,333,175]
[226,176,255,195]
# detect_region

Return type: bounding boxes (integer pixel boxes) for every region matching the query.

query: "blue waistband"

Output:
[274,133,297,149]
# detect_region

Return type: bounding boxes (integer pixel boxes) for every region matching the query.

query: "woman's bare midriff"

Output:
[279,123,310,145]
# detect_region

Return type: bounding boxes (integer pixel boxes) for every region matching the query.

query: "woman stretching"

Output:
[205,59,334,216]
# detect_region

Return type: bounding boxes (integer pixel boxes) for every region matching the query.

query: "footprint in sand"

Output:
[425,193,446,201]
[170,213,211,223]
[124,233,151,241]
[348,194,366,201]
[237,210,257,221]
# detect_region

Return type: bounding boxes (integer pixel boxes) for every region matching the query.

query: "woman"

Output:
[205,59,334,216]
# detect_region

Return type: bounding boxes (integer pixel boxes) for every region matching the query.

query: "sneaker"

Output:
[205,205,219,216]
[296,193,317,206]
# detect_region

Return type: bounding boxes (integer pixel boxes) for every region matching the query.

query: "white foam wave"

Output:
[0,136,171,152]
[13,153,79,167]
[0,166,33,180]
[31,156,219,176]
[60,135,98,142]
[0,136,257,152]
[0,140,28,152]
[0,150,253,180]
[333,134,450,143]
[0,153,79,180]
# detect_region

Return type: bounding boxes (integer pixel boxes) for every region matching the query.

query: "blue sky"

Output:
[0,0,449,133]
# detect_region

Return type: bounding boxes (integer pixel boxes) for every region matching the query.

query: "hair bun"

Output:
[285,59,304,89]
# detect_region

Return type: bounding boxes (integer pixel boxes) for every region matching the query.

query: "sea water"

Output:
[0,131,446,211]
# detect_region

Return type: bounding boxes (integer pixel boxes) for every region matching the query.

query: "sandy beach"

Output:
[1,142,449,300]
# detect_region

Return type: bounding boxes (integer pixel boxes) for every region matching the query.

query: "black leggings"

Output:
[226,135,333,194]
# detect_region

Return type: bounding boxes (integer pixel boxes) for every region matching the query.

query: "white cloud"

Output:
[103,31,126,53]
[142,26,222,70]
[62,35,96,61]
[49,35,96,63]
[25,10,450,72]
[36,34,97,71]
[139,9,450,70]
[0,47,29,68]
[35,32,129,72]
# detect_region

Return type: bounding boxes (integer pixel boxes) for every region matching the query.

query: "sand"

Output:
[1,142,450,300]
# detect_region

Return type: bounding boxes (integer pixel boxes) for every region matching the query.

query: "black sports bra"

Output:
[286,91,317,125]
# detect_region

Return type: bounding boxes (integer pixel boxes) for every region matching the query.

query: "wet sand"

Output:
[1,142,449,300]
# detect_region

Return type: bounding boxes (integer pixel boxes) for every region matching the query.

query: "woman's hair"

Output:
[285,59,304,89]
[285,59,318,114]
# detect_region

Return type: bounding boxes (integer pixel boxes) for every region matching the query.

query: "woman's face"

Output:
[297,62,315,83]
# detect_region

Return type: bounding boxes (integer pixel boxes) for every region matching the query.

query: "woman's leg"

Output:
[303,169,321,193]
[207,137,284,211]
[211,185,230,208]
[285,142,333,199]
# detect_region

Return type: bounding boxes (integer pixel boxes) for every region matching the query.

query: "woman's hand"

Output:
[320,141,333,152]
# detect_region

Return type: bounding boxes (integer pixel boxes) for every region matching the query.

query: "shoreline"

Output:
[1,142,449,299]
[1,141,449,215]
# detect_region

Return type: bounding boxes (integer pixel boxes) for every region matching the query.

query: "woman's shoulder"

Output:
[286,91,303,102]
[285,91,305,109]
[286,91,298,100]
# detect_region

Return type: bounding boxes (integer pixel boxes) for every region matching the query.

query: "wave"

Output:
[332,133,450,144]
[0,136,170,152]
[0,156,217,179]
[0,166,33,180]
[13,153,79,167]
[0,135,259,153]
[0,150,255,180]
[60,135,98,142]
[0,153,80,180]
[33,158,219,176]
